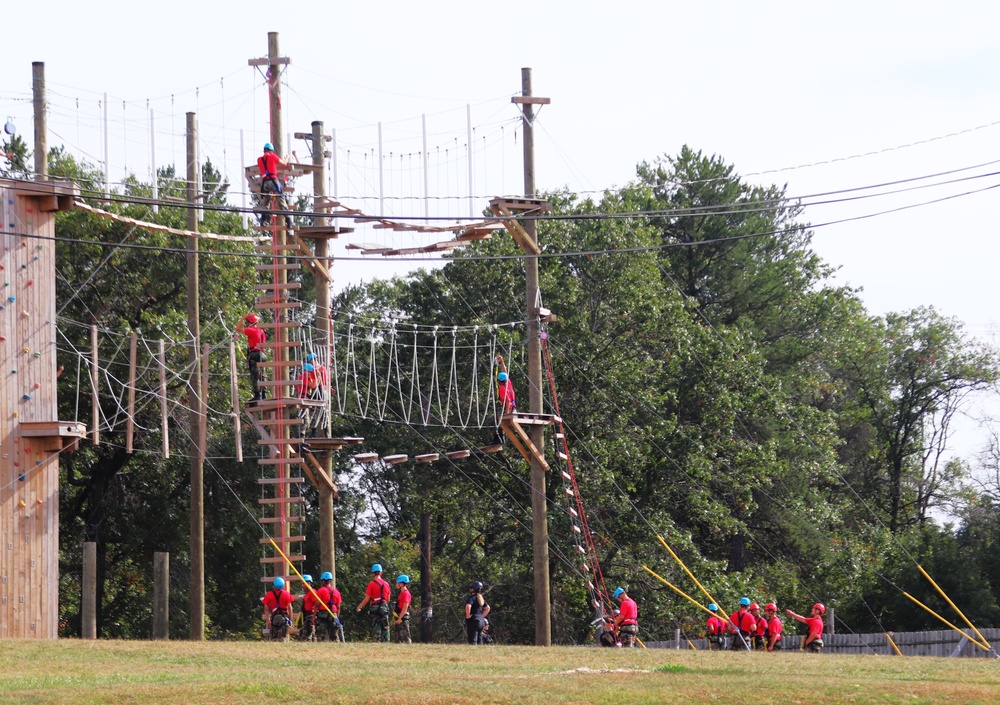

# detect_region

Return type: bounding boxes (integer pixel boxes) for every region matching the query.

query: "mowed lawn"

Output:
[0,640,997,705]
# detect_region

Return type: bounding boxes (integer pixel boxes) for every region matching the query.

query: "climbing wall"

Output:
[0,179,83,638]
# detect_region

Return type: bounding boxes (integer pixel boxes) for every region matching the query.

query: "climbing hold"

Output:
[20,264,26,269]
[0,336,5,341]
[37,244,43,250]
[21,311,28,317]
[32,256,37,261]
[0,305,5,311]
[13,461,19,467]
[22,347,29,354]
[35,461,41,466]
[35,498,42,504]
[33,383,39,389]
[32,351,39,358]
[26,279,32,286]
[18,500,25,508]
[22,394,30,400]
[20,242,26,248]
[9,297,15,303]
[11,411,16,417]
[17,474,24,482]
[11,369,16,374]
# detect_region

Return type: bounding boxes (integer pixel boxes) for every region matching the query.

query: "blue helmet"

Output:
[371,563,382,573]
[396,575,410,584]
[303,363,314,372]
[302,574,313,584]
[739,597,751,607]
[306,353,318,362]
[497,371,508,382]
[613,587,625,599]
[708,603,718,612]
[321,571,333,581]
[273,577,285,589]
[263,142,274,151]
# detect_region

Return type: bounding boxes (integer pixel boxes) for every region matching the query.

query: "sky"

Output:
[6,0,1000,466]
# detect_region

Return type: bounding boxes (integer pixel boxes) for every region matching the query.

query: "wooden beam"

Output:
[90,325,99,446]
[501,418,550,471]
[229,339,242,463]
[126,332,136,453]
[160,339,170,459]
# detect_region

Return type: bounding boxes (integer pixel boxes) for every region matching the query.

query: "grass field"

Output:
[0,640,997,704]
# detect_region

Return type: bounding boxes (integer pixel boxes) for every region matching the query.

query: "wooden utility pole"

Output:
[310,120,337,584]
[186,112,205,640]
[514,67,552,646]
[82,542,97,639]
[153,552,169,639]
[32,62,46,180]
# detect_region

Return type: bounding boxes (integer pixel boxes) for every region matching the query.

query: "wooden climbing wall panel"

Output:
[0,179,81,638]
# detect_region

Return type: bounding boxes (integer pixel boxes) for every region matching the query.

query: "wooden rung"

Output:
[255,322,303,330]
[560,470,572,481]
[254,301,303,311]
[564,487,575,497]
[257,438,307,446]
[254,264,302,271]
[256,341,303,349]
[488,196,552,212]
[415,453,440,463]
[254,245,300,252]
[556,452,568,461]
[258,477,306,485]
[259,516,305,524]
[480,444,503,454]
[572,525,582,534]
[341,437,365,444]
[259,536,306,544]
[257,457,304,466]
[554,433,565,440]
[445,450,471,460]
[353,452,379,463]
[258,497,306,505]
[383,454,409,464]
[259,555,306,563]
[255,418,303,427]
[256,282,302,291]
[255,360,304,368]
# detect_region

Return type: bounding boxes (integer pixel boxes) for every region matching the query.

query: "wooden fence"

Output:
[646,627,1000,657]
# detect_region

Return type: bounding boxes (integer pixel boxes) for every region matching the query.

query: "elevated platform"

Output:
[20,420,88,452]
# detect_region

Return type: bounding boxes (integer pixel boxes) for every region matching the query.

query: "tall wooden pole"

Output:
[31,62,47,180]
[310,120,337,585]
[420,509,433,642]
[267,32,284,156]
[186,111,205,640]
[519,67,551,646]
[82,542,97,639]
[153,552,169,639]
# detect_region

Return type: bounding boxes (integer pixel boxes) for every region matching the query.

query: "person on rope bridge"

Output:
[612,587,639,647]
[393,574,413,643]
[728,597,756,650]
[299,574,318,641]
[495,354,516,415]
[764,602,783,651]
[465,581,491,645]
[261,576,295,642]
[706,603,727,650]
[357,563,392,643]
[256,142,296,226]
[786,602,825,653]
[305,353,328,400]
[236,313,267,401]
[316,571,344,642]
[750,602,767,651]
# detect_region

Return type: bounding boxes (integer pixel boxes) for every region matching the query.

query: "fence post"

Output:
[82,542,97,639]
[153,552,169,639]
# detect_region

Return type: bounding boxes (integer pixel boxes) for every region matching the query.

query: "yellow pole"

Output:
[687,639,697,651]
[654,536,752,651]
[636,637,647,649]
[885,632,902,656]
[902,592,989,651]
[643,565,717,617]
[917,565,991,649]
[269,538,339,621]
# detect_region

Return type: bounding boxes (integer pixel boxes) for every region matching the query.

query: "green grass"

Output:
[0,640,997,704]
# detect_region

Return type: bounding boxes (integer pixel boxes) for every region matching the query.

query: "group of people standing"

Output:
[706,597,826,652]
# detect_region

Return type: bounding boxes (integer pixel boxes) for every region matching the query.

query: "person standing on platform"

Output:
[465,581,491,645]
[305,353,328,400]
[357,563,392,642]
[764,602,783,651]
[237,313,267,401]
[706,603,727,650]
[612,587,639,647]
[786,603,826,653]
[495,354,516,414]
[256,142,295,226]
[393,575,413,643]
[261,576,295,641]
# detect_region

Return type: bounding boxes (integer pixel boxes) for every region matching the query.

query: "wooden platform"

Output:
[295,225,355,238]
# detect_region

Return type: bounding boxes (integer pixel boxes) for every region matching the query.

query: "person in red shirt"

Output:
[728,597,755,651]
[261,576,295,641]
[299,574,319,641]
[315,571,344,642]
[393,574,413,643]
[356,563,392,642]
[786,602,825,652]
[236,313,267,401]
[305,353,328,400]
[256,142,295,226]
[764,602,783,651]
[749,603,767,651]
[296,363,318,399]
[706,603,727,650]
[495,354,516,414]
[612,587,639,647]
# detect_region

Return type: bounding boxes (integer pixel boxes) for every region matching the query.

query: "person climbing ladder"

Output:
[495,354,516,415]
[256,142,296,226]
[237,313,267,401]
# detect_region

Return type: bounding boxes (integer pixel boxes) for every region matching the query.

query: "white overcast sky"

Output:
[7,0,1000,459]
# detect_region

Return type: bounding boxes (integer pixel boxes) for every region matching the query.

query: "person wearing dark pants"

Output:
[465,581,490,644]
